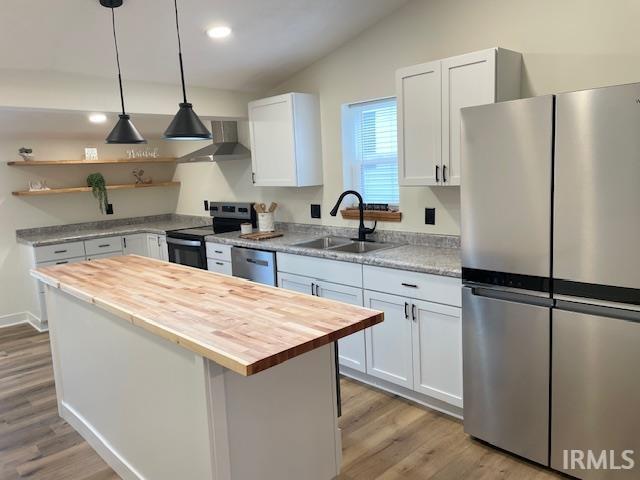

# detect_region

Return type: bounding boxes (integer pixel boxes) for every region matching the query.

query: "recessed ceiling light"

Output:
[206,26,231,39]
[89,113,108,124]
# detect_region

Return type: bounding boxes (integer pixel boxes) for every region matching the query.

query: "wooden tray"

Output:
[239,231,284,241]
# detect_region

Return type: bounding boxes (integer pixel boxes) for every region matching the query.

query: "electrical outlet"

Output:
[204,200,209,211]
[425,208,435,225]
[106,203,114,215]
[310,204,321,219]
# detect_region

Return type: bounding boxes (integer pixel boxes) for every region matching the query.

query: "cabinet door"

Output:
[277,272,314,295]
[442,49,496,186]
[157,235,168,261]
[122,234,149,257]
[146,234,160,259]
[249,94,297,186]
[364,291,413,389]
[316,280,366,373]
[396,61,442,186]
[411,299,462,407]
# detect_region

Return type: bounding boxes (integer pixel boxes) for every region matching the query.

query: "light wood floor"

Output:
[0,324,563,479]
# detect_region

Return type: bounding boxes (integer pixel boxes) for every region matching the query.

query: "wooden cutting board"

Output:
[239,231,283,240]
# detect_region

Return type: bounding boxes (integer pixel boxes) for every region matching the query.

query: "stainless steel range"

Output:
[461,83,640,479]
[166,202,256,270]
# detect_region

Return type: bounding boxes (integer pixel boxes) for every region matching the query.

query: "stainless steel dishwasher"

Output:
[231,247,277,286]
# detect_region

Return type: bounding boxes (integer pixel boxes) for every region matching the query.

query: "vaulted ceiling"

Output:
[1,0,409,92]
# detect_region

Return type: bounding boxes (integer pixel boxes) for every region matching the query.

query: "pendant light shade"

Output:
[164,103,211,140]
[101,0,146,144]
[106,114,147,144]
[164,0,211,140]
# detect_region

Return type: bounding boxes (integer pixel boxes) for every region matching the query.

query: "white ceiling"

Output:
[1,0,408,92]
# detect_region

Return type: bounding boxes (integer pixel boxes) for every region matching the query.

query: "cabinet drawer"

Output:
[363,265,461,307]
[35,241,85,263]
[84,236,123,255]
[206,242,233,262]
[207,259,232,276]
[276,253,362,288]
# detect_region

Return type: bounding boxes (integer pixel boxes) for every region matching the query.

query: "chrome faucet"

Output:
[329,190,376,242]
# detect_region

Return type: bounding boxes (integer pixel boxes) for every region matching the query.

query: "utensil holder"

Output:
[258,212,275,232]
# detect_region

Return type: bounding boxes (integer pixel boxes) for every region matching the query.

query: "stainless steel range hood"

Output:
[176,120,250,163]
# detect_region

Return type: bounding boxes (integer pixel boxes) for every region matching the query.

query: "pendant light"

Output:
[163,0,212,140]
[100,0,146,144]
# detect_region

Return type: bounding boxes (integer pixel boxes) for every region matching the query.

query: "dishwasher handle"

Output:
[246,258,269,267]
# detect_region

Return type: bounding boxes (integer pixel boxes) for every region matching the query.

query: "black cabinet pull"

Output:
[401,282,418,288]
[311,282,316,296]
[214,250,223,254]
[54,250,67,254]
[412,304,417,321]
[98,244,110,248]
[404,302,409,319]
[443,165,447,183]
[435,165,440,183]
[215,262,224,266]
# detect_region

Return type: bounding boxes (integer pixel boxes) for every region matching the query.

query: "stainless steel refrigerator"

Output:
[461,83,640,478]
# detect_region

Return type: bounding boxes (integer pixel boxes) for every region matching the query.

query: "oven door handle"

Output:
[166,237,202,247]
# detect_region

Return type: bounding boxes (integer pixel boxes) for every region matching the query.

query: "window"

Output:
[342,97,399,205]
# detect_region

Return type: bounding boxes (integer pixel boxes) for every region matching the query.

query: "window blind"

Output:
[353,99,399,204]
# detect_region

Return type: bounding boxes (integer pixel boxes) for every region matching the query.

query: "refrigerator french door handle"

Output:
[467,286,554,308]
[556,299,640,324]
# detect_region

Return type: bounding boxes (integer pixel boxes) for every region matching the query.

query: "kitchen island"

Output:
[32,255,383,480]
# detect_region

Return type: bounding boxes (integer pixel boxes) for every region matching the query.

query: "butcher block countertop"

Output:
[32,255,383,376]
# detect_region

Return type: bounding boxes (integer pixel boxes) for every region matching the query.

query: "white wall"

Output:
[175,0,640,235]
[0,72,253,320]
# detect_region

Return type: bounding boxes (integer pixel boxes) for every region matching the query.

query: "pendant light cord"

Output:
[173,0,188,104]
[111,7,126,115]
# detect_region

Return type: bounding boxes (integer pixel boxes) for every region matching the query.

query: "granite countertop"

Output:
[16,214,212,246]
[207,224,461,278]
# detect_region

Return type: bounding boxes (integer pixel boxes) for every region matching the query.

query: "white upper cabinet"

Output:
[397,48,521,186]
[248,93,323,187]
[397,60,442,186]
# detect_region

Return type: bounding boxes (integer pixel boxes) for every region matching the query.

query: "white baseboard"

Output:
[340,366,464,420]
[60,402,143,480]
[0,311,48,332]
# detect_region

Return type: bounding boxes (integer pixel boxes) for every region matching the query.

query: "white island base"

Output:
[46,287,342,480]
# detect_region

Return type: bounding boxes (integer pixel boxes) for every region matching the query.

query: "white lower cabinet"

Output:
[122,234,149,256]
[412,299,463,407]
[275,252,463,414]
[207,259,233,276]
[278,272,367,373]
[315,280,365,373]
[123,233,167,260]
[364,291,414,389]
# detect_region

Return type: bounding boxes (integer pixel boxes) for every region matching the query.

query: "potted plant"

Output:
[86,173,109,214]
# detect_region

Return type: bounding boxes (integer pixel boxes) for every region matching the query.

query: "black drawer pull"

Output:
[56,261,68,265]
[215,262,224,266]
[54,250,67,254]
[401,282,418,288]
[98,244,110,248]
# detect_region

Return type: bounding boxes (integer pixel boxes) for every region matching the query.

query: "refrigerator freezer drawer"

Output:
[552,308,640,479]
[460,95,553,278]
[462,287,550,465]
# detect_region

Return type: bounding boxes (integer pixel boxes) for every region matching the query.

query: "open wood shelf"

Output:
[340,208,402,222]
[7,157,177,166]
[12,181,180,196]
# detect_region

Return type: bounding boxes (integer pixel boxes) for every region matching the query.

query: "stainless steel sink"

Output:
[293,236,353,250]
[329,241,398,254]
